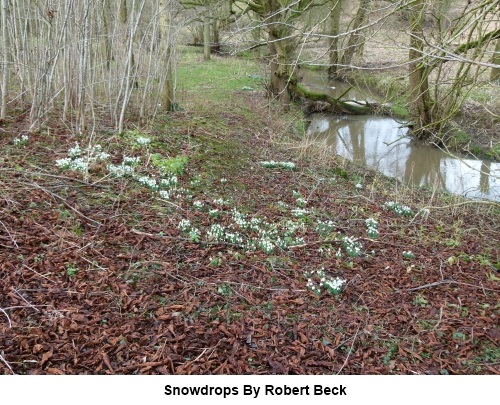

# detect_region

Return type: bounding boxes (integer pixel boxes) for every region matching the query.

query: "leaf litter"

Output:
[0,94,499,375]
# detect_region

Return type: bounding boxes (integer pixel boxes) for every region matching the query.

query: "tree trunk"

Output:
[328,0,342,78]
[264,0,292,108]
[433,0,451,29]
[490,38,500,81]
[290,80,390,115]
[102,0,112,70]
[203,12,211,61]
[159,0,174,111]
[341,0,370,67]
[408,0,433,139]
[268,28,291,107]
[1,0,8,119]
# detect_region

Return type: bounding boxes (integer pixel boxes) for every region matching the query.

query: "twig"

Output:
[0,220,18,248]
[31,181,102,226]
[11,288,40,312]
[23,166,105,187]
[396,280,452,292]
[0,308,12,328]
[336,321,361,375]
[23,264,56,284]
[182,348,209,366]
[396,280,499,293]
[433,306,443,331]
[438,260,445,280]
[0,353,15,375]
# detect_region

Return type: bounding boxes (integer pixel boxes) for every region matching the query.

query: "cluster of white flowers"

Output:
[305,268,346,296]
[213,198,228,206]
[190,178,201,187]
[383,201,413,217]
[13,134,29,146]
[316,220,335,235]
[193,200,204,210]
[232,209,248,228]
[343,236,362,257]
[178,219,191,232]
[283,220,303,236]
[158,190,170,200]
[296,197,307,208]
[107,162,135,177]
[207,223,225,241]
[225,232,244,245]
[68,143,82,157]
[365,218,379,238]
[107,155,141,178]
[55,157,89,172]
[258,237,275,254]
[55,143,110,174]
[402,250,415,259]
[208,209,219,218]
[259,161,296,170]
[276,201,289,210]
[291,208,309,218]
[355,183,363,189]
[173,187,187,199]
[161,175,178,188]
[135,175,158,190]
[136,136,151,145]
[123,156,141,166]
[306,278,321,295]
[322,277,346,293]
[220,178,227,184]
[188,227,200,241]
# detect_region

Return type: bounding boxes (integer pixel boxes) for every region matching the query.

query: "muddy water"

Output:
[301,69,500,201]
[306,114,500,201]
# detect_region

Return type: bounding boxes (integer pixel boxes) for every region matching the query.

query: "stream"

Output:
[302,70,500,201]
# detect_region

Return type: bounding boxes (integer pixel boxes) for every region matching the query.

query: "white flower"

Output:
[207,224,225,241]
[136,136,151,145]
[13,134,29,146]
[123,156,141,166]
[291,208,309,217]
[136,175,158,190]
[178,219,191,231]
[158,190,170,199]
[161,175,178,188]
[107,163,134,177]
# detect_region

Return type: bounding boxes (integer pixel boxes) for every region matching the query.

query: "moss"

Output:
[151,154,188,175]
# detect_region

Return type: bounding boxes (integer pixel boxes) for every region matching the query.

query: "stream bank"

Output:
[299,69,500,201]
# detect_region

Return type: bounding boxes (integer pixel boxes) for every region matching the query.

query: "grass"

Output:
[177,46,264,107]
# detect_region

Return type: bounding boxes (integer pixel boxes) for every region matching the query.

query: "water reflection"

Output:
[307,114,500,201]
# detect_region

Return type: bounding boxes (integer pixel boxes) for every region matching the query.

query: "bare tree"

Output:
[328,0,342,78]
[340,0,371,67]
[0,0,8,119]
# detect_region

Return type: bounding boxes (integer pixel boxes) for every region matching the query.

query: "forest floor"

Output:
[0,50,499,375]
